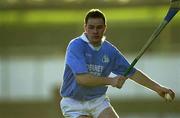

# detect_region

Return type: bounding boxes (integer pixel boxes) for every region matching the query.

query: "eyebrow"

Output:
[87,24,104,26]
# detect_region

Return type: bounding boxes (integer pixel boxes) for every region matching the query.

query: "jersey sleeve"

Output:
[111,48,137,77]
[65,40,88,74]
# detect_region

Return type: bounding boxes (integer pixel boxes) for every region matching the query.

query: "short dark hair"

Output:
[84,9,106,25]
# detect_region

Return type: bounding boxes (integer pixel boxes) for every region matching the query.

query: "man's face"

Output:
[84,18,106,46]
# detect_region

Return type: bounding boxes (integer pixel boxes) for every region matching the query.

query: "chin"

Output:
[92,39,101,43]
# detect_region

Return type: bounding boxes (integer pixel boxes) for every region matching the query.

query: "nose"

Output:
[93,28,98,34]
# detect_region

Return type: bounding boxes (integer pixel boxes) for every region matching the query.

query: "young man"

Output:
[60,9,175,118]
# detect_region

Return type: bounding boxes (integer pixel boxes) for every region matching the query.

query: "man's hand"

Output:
[157,87,175,102]
[110,76,127,88]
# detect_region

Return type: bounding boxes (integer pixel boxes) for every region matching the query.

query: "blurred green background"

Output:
[0,0,180,118]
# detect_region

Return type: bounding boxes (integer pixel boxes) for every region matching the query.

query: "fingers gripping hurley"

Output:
[123,0,180,77]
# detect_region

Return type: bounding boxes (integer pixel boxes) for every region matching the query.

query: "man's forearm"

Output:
[130,70,162,93]
[76,74,113,87]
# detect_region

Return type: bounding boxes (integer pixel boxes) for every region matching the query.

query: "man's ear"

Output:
[84,24,87,32]
[104,25,107,32]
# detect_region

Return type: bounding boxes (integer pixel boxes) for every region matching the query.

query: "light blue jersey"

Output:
[60,33,137,101]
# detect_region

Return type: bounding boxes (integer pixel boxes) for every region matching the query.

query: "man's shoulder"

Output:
[67,36,86,50]
[69,36,85,45]
[103,40,121,54]
[103,40,117,49]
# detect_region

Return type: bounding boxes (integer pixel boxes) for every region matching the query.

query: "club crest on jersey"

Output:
[102,55,110,63]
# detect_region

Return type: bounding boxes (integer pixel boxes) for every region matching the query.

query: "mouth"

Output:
[93,35,100,39]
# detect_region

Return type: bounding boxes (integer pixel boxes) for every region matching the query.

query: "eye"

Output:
[97,25,103,29]
[88,25,94,29]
